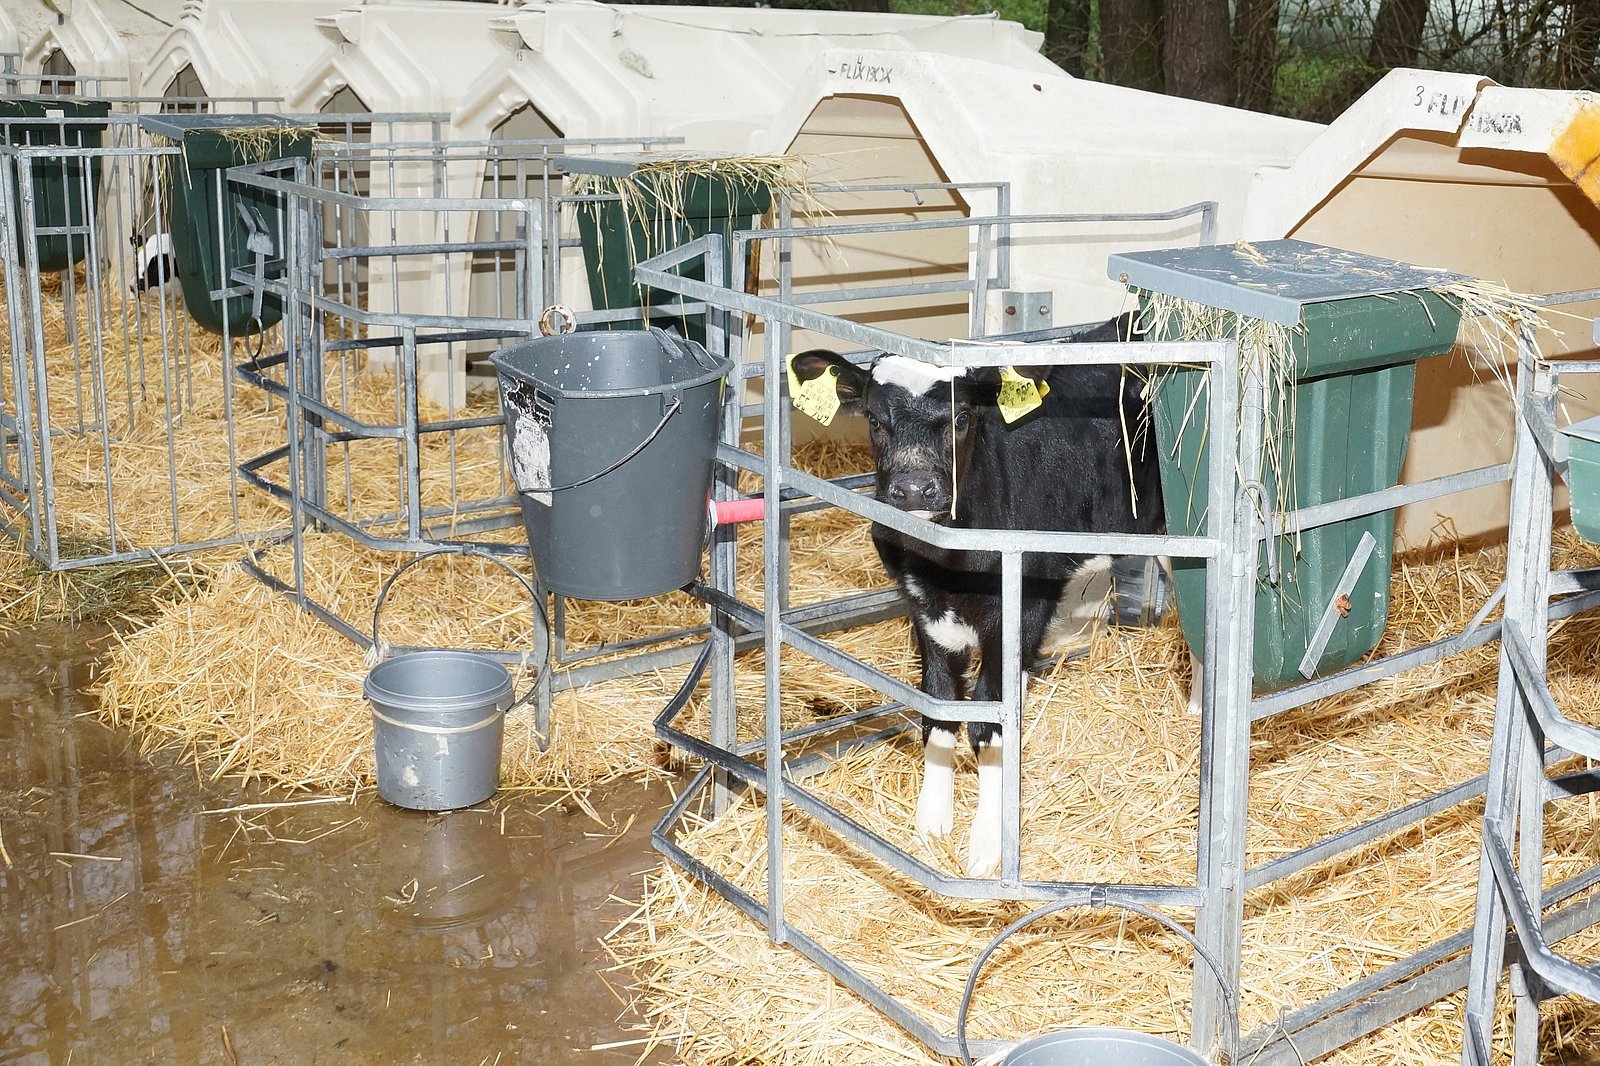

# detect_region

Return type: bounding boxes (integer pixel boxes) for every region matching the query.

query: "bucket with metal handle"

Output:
[491,325,733,601]
[363,548,544,811]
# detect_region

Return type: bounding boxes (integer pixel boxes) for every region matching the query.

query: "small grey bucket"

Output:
[1002,1028,1207,1066]
[491,326,732,602]
[365,650,513,811]
[363,548,543,811]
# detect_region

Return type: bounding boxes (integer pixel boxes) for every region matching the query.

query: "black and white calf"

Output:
[128,232,179,296]
[789,314,1167,877]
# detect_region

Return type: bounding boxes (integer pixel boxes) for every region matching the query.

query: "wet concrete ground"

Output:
[0,623,675,1064]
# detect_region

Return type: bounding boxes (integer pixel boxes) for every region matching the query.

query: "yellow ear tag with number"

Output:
[786,357,841,426]
[997,367,1049,424]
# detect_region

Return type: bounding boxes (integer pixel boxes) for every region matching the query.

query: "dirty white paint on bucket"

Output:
[511,410,553,507]
[364,650,513,811]
[1002,1028,1209,1066]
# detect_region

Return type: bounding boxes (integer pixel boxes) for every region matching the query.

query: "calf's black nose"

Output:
[886,473,942,512]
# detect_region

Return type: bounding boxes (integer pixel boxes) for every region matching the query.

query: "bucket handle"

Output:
[369,545,549,719]
[955,889,1241,1066]
[519,392,683,496]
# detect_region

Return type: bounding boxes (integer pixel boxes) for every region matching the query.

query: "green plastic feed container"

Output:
[140,114,315,336]
[1,97,112,272]
[1564,414,1600,543]
[576,171,771,343]
[1149,291,1462,690]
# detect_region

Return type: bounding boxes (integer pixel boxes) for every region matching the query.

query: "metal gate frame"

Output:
[0,108,448,569]
[1462,336,1600,1064]
[226,157,1049,739]
[639,217,1600,1062]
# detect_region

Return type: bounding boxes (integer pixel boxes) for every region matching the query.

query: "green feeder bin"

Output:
[574,164,771,343]
[139,113,316,336]
[1108,240,1466,690]
[1,97,112,272]
[1563,413,1600,543]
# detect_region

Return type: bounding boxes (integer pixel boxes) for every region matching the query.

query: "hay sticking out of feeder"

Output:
[1430,276,1564,394]
[1133,266,1548,544]
[211,122,323,157]
[570,153,827,228]
[154,121,324,189]
[569,153,827,317]
[1134,290,1306,540]
[606,529,1600,1065]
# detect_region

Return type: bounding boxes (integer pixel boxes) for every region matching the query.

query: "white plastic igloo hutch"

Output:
[1245,68,1600,545]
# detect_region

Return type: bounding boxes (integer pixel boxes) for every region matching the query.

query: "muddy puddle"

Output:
[0,622,677,1064]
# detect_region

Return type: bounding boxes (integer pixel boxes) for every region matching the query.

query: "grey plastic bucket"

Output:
[491,328,732,601]
[364,650,513,811]
[1002,1029,1208,1065]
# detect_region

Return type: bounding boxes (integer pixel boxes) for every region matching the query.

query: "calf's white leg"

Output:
[1188,648,1205,716]
[965,736,1004,878]
[914,726,957,839]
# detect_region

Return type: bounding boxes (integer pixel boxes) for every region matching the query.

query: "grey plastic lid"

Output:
[1002,1027,1208,1066]
[363,650,513,713]
[1109,239,1468,326]
[138,112,311,140]
[1563,412,1600,445]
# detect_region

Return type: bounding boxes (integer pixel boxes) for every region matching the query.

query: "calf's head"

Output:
[128,232,177,295]
[790,350,1039,522]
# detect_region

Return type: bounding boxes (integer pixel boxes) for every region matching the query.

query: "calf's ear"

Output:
[788,349,869,411]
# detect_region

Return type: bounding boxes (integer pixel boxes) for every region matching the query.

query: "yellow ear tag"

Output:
[997,367,1049,424]
[786,357,841,426]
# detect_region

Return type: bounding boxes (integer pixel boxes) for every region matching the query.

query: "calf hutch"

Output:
[746,46,1319,358]
[6,0,181,96]
[1246,68,1600,547]
[139,0,1054,401]
[135,0,357,108]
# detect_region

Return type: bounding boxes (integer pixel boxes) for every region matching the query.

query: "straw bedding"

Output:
[0,266,516,624]
[0,269,290,560]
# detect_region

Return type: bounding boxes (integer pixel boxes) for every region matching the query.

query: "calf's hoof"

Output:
[964,833,1001,879]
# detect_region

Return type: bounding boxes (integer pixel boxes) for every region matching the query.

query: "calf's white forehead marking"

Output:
[871,356,966,397]
[924,611,978,654]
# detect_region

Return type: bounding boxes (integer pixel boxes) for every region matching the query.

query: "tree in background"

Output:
[1236,0,1284,112]
[1165,0,1233,102]
[1102,0,1164,91]
[1042,0,1260,103]
[1043,0,1091,75]
[1029,0,1600,120]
